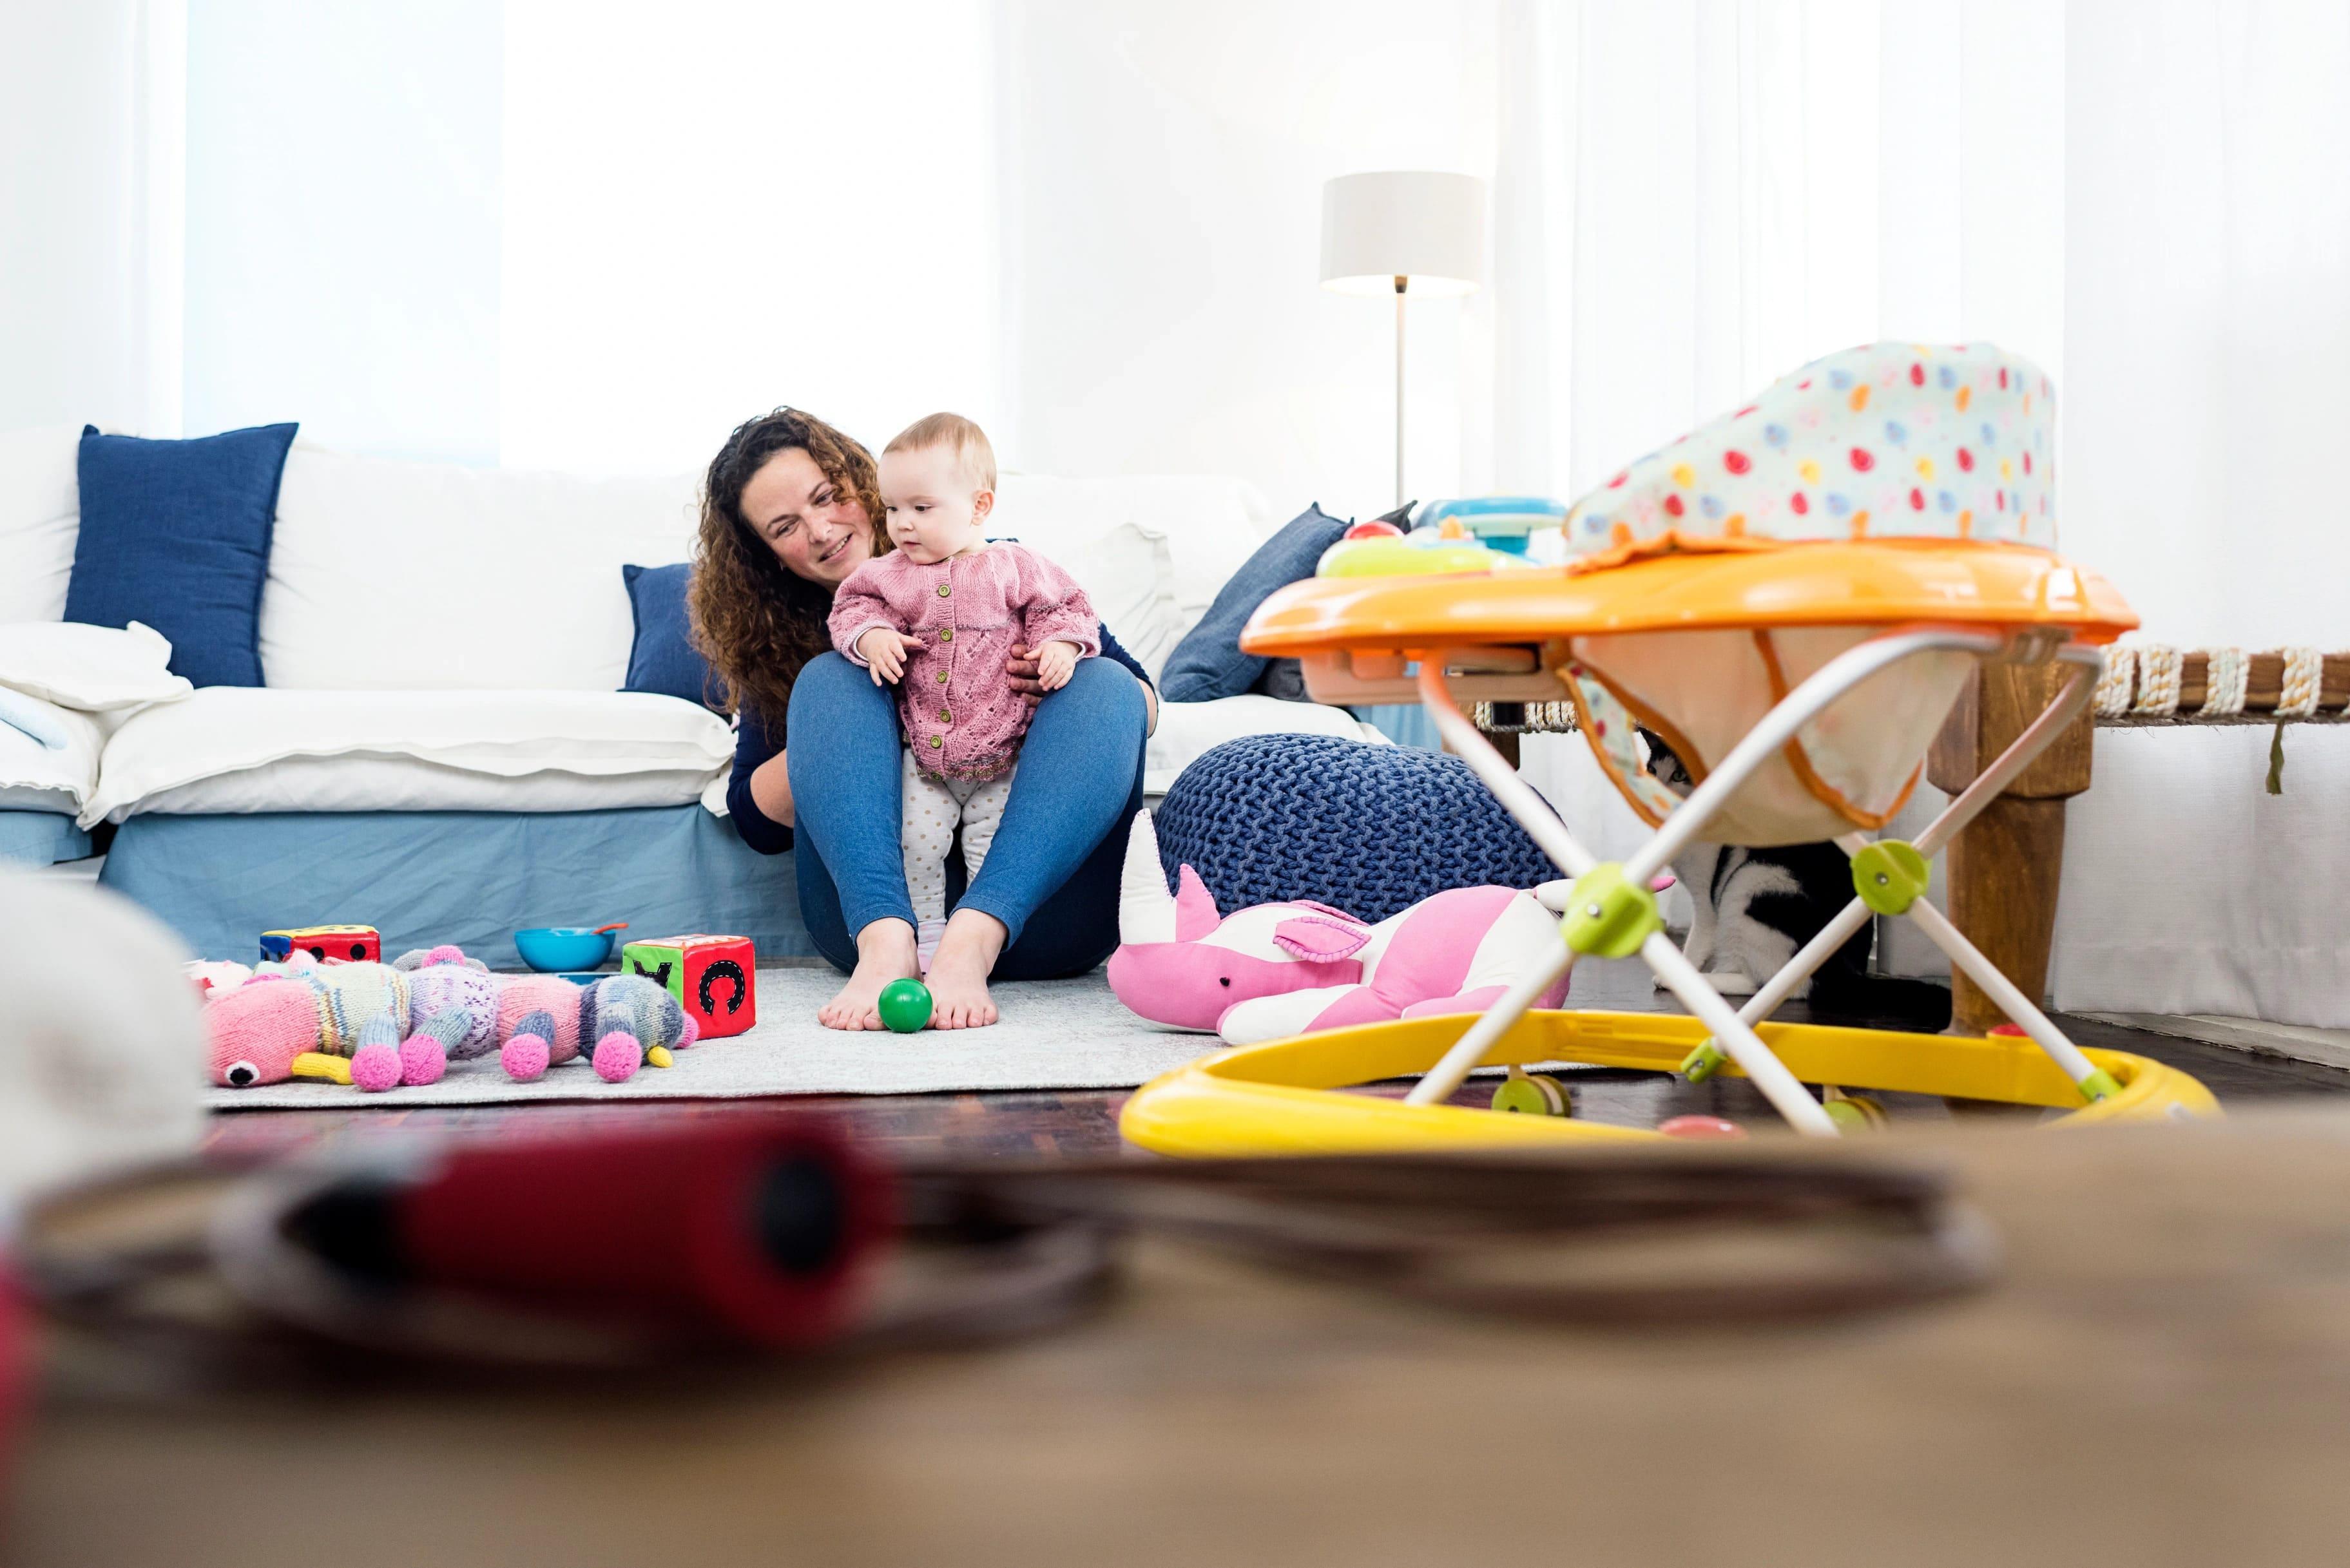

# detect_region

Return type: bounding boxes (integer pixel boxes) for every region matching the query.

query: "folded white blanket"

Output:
[0,685,67,749]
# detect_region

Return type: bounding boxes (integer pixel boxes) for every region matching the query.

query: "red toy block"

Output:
[621,933,757,1039]
[260,924,381,964]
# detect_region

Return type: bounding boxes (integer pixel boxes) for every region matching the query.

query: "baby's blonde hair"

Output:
[883,412,997,493]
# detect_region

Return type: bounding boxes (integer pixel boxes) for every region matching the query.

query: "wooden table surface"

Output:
[15,1109,2350,1567]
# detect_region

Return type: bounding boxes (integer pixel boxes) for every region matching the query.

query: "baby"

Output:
[827,413,1099,971]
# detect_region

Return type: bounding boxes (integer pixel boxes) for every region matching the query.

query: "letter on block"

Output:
[621,933,757,1038]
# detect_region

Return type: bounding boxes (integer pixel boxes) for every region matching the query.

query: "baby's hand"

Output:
[858,627,917,685]
[1035,640,1080,692]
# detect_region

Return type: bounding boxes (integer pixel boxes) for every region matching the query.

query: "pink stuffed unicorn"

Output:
[1106,814,1570,1045]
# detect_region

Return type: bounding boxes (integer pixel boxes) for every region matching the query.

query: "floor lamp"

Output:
[1319,171,1487,509]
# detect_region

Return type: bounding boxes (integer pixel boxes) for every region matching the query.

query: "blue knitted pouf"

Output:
[1151,734,1560,924]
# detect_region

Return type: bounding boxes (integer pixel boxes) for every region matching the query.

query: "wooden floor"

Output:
[202,1002,2350,1167]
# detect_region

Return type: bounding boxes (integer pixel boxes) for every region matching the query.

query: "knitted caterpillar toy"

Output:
[205,946,697,1093]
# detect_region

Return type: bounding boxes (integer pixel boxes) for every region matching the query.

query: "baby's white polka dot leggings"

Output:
[901,748,1015,965]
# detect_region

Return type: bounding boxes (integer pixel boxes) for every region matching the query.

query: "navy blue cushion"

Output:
[64,423,297,689]
[622,562,727,711]
[1159,502,1350,702]
[1153,733,1559,924]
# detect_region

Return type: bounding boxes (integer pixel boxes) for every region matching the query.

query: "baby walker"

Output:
[1121,343,2219,1153]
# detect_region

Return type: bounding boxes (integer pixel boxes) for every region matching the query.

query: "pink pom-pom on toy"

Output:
[351,1044,403,1092]
[679,1015,699,1048]
[425,944,467,966]
[502,1033,551,1082]
[399,1036,447,1086]
[592,1031,641,1083]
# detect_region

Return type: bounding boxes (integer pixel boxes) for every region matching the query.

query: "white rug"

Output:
[205,961,1662,1111]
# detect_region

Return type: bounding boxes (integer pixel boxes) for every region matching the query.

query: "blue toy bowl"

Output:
[514,927,617,973]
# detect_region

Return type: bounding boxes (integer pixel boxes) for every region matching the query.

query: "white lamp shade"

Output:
[1319,171,1487,297]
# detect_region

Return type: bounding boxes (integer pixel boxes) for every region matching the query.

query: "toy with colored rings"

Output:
[1316,536,1508,579]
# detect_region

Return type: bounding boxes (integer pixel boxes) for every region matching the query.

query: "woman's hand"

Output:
[1008,644,1158,732]
[1005,643,1046,705]
[858,627,917,684]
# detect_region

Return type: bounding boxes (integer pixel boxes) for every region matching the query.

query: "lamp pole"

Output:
[1318,172,1485,513]
[1394,274,1407,508]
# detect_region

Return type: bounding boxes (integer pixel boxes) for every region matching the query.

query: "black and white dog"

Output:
[1642,732,1945,1024]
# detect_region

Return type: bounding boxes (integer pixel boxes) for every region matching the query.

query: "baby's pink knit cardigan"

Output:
[829,542,1099,780]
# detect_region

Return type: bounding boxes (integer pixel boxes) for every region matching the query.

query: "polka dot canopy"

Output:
[1565,342,2056,562]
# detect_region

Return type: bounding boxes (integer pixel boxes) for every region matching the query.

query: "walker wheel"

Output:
[1492,1073,1570,1116]
[1822,1093,1888,1133]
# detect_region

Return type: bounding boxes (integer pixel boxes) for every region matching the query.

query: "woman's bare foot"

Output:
[820,919,921,1030]
[925,909,1006,1029]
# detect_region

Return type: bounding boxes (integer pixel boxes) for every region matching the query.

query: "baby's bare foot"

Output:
[820,920,921,1030]
[925,910,1006,1030]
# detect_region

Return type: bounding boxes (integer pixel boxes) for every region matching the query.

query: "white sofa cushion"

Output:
[84,688,732,827]
[0,694,102,812]
[0,620,193,712]
[992,473,1276,679]
[1144,694,1389,796]
[260,448,1274,693]
[260,444,701,692]
[0,424,84,624]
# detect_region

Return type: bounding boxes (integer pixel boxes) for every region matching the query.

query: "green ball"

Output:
[876,978,933,1033]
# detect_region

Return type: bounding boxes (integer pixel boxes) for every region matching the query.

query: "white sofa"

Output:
[0,425,1381,961]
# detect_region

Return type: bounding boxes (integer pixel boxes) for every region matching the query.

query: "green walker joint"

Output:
[1851,839,1931,916]
[2078,1067,2124,1104]
[1558,863,1664,959]
[1681,1039,1728,1084]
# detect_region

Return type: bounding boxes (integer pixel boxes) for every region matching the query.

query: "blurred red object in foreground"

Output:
[286,1117,893,1349]
[0,1267,23,1491]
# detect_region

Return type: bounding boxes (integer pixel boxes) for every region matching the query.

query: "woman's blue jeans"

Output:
[785,652,1149,979]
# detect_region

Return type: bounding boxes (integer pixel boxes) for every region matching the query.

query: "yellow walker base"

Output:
[1119,1009,2220,1158]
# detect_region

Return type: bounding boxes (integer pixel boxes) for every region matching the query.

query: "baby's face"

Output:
[879,445,990,564]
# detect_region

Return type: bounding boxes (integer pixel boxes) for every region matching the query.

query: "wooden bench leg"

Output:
[1942,794,2069,1036]
[1928,662,2095,1037]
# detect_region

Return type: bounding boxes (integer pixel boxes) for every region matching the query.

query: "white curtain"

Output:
[1503,0,2061,884]
[1498,0,2350,1026]
[0,0,180,437]
[498,0,1005,475]
[2049,0,2350,1026]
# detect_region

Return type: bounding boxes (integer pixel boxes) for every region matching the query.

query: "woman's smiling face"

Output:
[740,445,876,588]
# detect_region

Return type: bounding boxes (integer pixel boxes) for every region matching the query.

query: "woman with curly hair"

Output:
[693,408,1154,1031]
